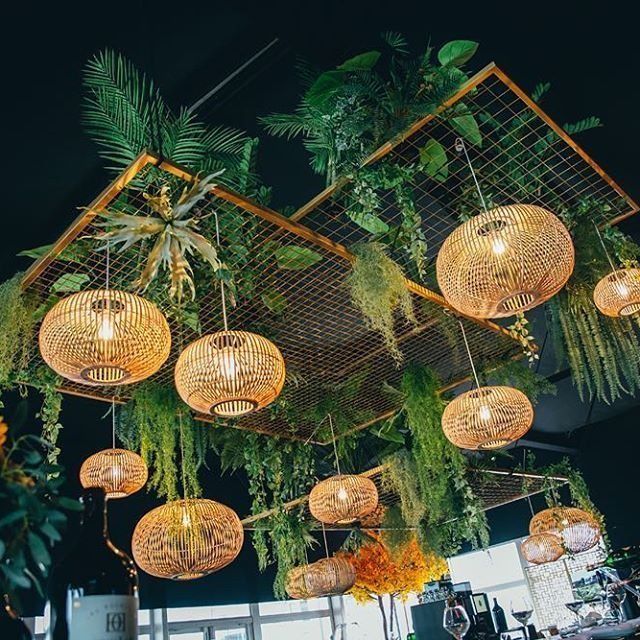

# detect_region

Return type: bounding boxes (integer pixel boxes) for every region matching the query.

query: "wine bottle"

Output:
[492,598,508,634]
[45,488,138,640]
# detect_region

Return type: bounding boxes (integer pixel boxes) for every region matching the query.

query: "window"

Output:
[259,598,329,615]
[167,604,251,621]
[261,616,333,640]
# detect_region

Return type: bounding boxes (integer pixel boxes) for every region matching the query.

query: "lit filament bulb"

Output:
[182,509,192,528]
[479,405,492,422]
[218,347,238,381]
[97,311,115,341]
[615,281,630,298]
[337,487,348,502]
[491,236,507,255]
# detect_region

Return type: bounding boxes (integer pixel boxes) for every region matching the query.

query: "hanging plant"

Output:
[33,367,64,465]
[480,360,556,405]
[348,243,417,364]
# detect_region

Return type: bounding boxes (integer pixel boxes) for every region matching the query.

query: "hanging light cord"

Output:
[455,137,488,213]
[105,242,111,292]
[593,222,620,276]
[458,319,482,390]
[522,450,535,517]
[111,398,116,449]
[321,522,330,559]
[213,211,229,332]
[179,410,188,501]
[328,414,342,475]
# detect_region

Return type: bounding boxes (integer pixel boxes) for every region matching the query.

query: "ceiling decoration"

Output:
[529,506,602,554]
[285,557,356,599]
[593,269,640,317]
[520,533,565,565]
[79,448,148,499]
[309,474,379,525]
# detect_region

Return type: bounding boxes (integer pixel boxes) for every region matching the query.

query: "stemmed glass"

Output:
[443,601,471,640]
[511,597,534,640]
[564,600,584,624]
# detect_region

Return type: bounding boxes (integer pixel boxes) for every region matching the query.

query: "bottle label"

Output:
[68,594,138,640]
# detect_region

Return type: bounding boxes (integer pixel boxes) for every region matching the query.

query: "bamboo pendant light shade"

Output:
[309,474,379,525]
[174,330,285,417]
[441,385,534,450]
[593,268,640,317]
[436,204,574,318]
[79,448,148,499]
[286,557,356,599]
[39,289,171,385]
[529,506,601,554]
[132,498,244,580]
[521,533,565,565]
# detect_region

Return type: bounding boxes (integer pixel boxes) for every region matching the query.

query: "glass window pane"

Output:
[448,542,525,590]
[259,598,329,615]
[261,616,333,640]
[342,595,387,640]
[214,628,249,640]
[167,603,250,621]
[169,634,205,640]
[138,609,150,625]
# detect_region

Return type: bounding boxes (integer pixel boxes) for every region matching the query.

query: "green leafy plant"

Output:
[33,367,64,465]
[507,313,539,363]
[481,360,556,405]
[0,420,81,606]
[348,243,416,364]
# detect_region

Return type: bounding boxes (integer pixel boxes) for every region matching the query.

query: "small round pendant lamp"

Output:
[80,448,147,499]
[132,498,244,580]
[521,533,565,565]
[594,268,640,318]
[442,385,534,450]
[286,557,356,599]
[39,289,171,385]
[437,203,574,318]
[174,330,285,417]
[529,506,601,554]
[309,474,378,525]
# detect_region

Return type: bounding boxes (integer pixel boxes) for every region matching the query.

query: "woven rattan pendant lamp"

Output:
[441,319,534,450]
[131,414,244,580]
[521,533,565,565]
[529,506,601,554]
[592,223,640,317]
[309,417,378,525]
[79,400,147,499]
[39,246,171,385]
[436,139,574,319]
[286,524,356,599]
[174,215,285,417]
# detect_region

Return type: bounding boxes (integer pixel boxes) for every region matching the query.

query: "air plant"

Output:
[97,172,226,301]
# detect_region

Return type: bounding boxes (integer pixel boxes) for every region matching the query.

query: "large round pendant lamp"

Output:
[593,268,640,317]
[174,330,285,417]
[80,448,148,499]
[309,474,378,525]
[442,385,533,450]
[286,557,356,599]
[529,507,601,554]
[437,204,574,318]
[39,289,171,385]
[521,533,565,565]
[132,498,244,580]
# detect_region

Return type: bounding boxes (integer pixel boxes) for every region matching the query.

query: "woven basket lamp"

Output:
[521,533,565,565]
[437,204,574,319]
[132,498,244,580]
[174,330,285,417]
[80,448,148,499]
[309,474,378,525]
[39,289,171,386]
[593,268,640,317]
[286,557,356,599]
[530,506,601,554]
[442,386,534,450]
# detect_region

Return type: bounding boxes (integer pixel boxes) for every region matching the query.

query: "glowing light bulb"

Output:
[97,312,115,341]
[218,347,238,381]
[337,487,348,502]
[479,405,492,422]
[182,510,192,528]
[491,237,507,255]
[616,281,630,298]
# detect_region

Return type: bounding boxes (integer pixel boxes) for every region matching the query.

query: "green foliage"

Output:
[83,50,253,185]
[348,243,416,364]
[33,367,64,465]
[384,365,489,557]
[382,449,425,527]
[212,428,317,598]
[380,504,412,557]
[0,274,37,389]
[261,35,474,184]
[118,383,211,500]
[482,360,556,405]
[548,201,640,403]
[0,430,81,603]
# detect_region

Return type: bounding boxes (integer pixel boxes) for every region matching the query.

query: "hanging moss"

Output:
[33,366,64,465]
[348,243,416,364]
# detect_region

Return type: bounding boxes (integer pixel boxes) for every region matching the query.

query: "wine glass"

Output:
[443,602,471,640]
[564,600,584,626]
[510,597,534,639]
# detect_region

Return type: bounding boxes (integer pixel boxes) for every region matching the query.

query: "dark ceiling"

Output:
[3,0,640,611]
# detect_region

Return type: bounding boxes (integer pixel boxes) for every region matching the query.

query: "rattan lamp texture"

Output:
[593,268,640,318]
[520,533,565,565]
[437,203,575,319]
[286,557,356,599]
[309,474,379,525]
[529,506,601,554]
[132,498,244,580]
[80,448,148,499]
[39,289,171,385]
